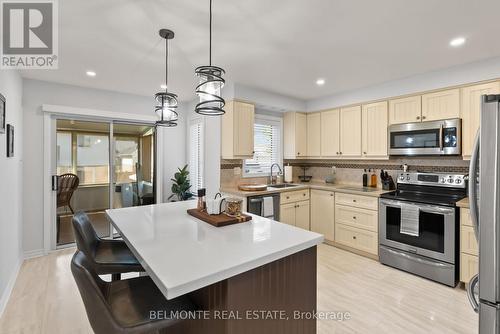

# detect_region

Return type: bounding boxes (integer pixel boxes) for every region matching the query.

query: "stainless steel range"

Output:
[379,172,467,286]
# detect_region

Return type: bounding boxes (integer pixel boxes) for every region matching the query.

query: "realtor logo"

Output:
[1,0,58,69]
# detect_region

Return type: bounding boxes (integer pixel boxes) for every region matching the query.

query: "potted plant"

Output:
[169,165,194,201]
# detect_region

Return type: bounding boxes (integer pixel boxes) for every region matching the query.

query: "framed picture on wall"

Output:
[0,93,5,134]
[7,124,14,157]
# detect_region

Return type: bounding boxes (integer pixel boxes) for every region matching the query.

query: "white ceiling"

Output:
[21,0,500,102]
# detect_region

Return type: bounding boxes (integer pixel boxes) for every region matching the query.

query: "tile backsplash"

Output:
[221,157,469,188]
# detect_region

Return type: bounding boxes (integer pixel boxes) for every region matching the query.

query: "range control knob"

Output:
[447,178,454,183]
[406,175,411,181]
[399,175,405,181]
[455,179,462,184]
[441,178,446,183]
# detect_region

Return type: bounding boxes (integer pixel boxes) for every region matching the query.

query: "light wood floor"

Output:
[0,244,478,334]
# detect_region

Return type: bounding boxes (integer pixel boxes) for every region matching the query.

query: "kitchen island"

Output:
[106,200,323,334]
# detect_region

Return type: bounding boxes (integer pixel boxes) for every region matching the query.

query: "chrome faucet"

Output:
[269,163,283,185]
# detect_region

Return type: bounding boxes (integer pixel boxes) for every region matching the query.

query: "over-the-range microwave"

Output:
[388,118,461,156]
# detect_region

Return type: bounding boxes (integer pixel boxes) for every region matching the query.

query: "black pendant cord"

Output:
[209,0,212,66]
[165,37,168,93]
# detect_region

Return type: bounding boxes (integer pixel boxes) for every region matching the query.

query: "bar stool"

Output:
[72,211,144,280]
[71,251,198,334]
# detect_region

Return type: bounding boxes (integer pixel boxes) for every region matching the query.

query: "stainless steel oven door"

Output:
[379,199,456,264]
[388,118,461,156]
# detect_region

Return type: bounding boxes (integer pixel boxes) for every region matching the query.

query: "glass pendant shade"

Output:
[195,65,225,115]
[155,91,178,127]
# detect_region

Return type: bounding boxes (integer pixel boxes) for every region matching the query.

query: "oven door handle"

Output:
[380,199,454,215]
[439,123,444,151]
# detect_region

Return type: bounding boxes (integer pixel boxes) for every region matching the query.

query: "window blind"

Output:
[243,117,281,177]
[189,120,204,194]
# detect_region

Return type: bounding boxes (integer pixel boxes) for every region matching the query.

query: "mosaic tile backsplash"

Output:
[221,158,469,188]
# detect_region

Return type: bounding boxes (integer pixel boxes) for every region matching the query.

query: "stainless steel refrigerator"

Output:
[468,94,500,333]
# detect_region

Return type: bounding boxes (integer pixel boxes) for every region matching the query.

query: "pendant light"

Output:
[195,0,225,115]
[155,29,178,127]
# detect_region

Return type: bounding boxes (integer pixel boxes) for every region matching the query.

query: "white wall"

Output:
[234,83,306,112]
[0,71,23,316]
[22,79,186,255]
[307,56,500,111]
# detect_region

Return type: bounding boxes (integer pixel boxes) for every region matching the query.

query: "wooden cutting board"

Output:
[187,208,252,227]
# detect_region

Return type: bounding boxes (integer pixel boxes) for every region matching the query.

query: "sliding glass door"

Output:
[54,119,155,247]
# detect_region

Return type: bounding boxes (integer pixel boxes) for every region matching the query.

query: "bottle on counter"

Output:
[362,169,368,187]
[197,188,206,210]
[370,170,377,188]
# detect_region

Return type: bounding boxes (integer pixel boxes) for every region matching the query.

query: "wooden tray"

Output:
[238,183,268,191]
[187,208,252,227]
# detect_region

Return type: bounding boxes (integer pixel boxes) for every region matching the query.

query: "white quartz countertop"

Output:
[106,201,324,300]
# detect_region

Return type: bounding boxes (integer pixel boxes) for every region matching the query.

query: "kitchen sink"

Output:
[267,184,300,189]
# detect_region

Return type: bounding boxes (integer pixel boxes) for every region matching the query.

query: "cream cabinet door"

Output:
[460,253,479,284]
[280,203,296,226]
[306,113,321,157]
[389,95,422,124]
[295,200,310,230]
[340,105,362,157]
[310,190,335,241]
[362,101,388,158]
[421,89,460,121]
[461,82,500,158]
[234,102,255,156]
[320,109,340,157]
[295,113,307,157]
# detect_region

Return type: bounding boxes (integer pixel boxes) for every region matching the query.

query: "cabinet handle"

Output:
[330,194,334,196]
[363,152,367,155]
[297,152,300,155]
[303,193,306,196]
[352,199,357,203]
[286,196,290,199]
[295,204,299,208]
[422,116,426,120]
[352,236,357,240]
[336,152,339,155]
[353,216,357,220]
[339,152,342,155]
[416,116,421,120]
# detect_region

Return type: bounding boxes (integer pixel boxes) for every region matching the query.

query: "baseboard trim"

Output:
[23,249,45,259]
[0,258,22,318]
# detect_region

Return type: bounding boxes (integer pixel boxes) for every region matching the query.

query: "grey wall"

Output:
[22,79,186,254]
[0,71,23,315]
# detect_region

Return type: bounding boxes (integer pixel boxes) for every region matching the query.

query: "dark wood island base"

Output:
[168,246,317,334]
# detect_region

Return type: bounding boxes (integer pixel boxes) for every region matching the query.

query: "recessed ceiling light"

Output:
[449,37,466,47]
[86,70,96,77]
[160,84,167,89]
[316,78,325,86]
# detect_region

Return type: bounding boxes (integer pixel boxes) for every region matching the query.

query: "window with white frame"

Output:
[243,115,282,177]
[189,119,204,194]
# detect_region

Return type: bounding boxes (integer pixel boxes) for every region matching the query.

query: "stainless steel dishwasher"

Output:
[247,193,280,221]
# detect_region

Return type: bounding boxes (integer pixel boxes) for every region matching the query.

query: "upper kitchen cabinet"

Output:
[284,112,307,158]
[421,88,460,121]
[362,101,388,158]
[461,81,500,158]
[388,95,422,124]
[320,109,341,157]
[306,113,321,157]
[221,100,255,159]
[340,105,362,157]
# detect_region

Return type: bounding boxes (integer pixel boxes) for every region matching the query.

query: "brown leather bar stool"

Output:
[72,212,144,280]
[71,251,197,334]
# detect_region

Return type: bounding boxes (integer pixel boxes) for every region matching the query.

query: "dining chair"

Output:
[71,251,198,334]
[72,211,144,280]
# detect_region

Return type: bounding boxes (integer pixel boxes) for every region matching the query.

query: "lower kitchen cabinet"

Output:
[310,189,335,241]
[460,208,478,284]
[335,223,378,255]
[334,193,379,256]
[279,192,310,230]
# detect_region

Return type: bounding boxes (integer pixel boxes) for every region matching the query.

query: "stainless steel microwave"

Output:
[388,118,461,156]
